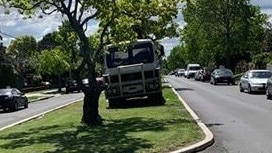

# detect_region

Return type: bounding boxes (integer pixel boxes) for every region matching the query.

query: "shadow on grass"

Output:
[0,117,192,153]
[108,96,166,109]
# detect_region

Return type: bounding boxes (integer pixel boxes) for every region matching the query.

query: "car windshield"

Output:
[106,42,154,68]
[216,69,233,75]
[189,66,200,70]
[178,69,185,72]
[250,71,272,78]
[0,89,12,95]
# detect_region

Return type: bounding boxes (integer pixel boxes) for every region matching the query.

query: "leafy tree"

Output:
[6,35,37,85]
[182,0,266,71]
[55,21,81,79]
[37,48,70,92]
[166,45,187,71]
[37,32,60,51]
[2,0,182,125]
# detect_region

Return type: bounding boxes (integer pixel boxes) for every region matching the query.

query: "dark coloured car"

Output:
[0,88,28,111]
[210,68,235,85]
[65,80,80,93]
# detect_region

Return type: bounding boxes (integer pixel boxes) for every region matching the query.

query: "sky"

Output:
[0,0,271,57]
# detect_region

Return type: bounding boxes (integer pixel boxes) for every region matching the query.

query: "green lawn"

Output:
[0,87,204,153]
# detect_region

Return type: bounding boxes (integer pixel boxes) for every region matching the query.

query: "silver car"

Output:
[266,76,272,99]
[239,70,272,93]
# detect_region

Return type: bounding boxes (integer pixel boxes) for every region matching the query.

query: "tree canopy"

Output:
[6,35,37,84]
[179,0,267,71]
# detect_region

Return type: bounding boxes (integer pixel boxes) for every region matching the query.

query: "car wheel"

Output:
[12,100,18,111]
[213,79,217,85]
[248,85,252,94]
[240,84,244,92]
[266,88,271,99]
[24,99,29,108]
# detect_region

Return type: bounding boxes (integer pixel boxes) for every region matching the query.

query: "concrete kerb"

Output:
[0,98,83,132]
[168,84,214,153]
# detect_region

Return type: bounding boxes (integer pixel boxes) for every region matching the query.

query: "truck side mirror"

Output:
[158,44,165,57]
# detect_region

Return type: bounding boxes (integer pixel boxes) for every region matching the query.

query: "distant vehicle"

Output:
[210,68,234,85]
[185,64,201,79]
[175,68,185,77]
[195,70,203,81]
[65,80,80,93]
[266,75,272,99]
[0,88,28,111]
[240,70,272,93]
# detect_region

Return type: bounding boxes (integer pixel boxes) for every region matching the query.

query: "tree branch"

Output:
[80,11,99,27]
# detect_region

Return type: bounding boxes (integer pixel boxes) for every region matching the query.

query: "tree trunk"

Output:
[58,74,62,92]
[81,84,102,126]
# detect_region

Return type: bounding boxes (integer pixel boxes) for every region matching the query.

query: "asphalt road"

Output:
[166,75,272,153]
[0,92,84,130]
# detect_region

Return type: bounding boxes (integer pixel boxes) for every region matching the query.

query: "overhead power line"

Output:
[0,31,17,39]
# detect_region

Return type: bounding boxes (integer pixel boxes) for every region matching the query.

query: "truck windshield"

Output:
[106,42,154,68]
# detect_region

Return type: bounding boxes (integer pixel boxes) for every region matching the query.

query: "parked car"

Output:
[266,75,272,99]
[195,70,203,81]
[0,88,28,111]
[240,70,272,94]
[65,80,80,93]
[175,68,185,77]
[210,68,234,85]
[185,64,201,79]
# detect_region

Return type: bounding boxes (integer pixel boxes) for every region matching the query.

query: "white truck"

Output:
[102,39,164,107]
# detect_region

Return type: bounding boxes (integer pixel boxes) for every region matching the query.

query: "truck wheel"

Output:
[108,99,119,108]
[150,92,164,105]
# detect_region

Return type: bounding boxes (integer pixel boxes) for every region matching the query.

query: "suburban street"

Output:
[0,92,84,130]
[166,75,272,153]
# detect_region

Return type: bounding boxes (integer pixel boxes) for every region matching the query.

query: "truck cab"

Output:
[103,39,163,107]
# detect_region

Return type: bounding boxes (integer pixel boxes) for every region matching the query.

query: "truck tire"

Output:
[149,92,164,105]
[108,98,119,108]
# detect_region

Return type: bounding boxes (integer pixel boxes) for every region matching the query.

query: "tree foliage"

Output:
[180,0,267,71]
[166,44,187,71]
[6,35,37,83]
[37,48,70,91]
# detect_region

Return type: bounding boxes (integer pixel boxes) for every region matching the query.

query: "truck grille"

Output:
[109,70,158,83]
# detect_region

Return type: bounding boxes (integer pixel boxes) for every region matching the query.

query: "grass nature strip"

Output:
[0,87,204,153]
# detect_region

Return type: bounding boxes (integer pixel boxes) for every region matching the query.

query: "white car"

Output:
[185,64,201,79]
[239,70,272,93]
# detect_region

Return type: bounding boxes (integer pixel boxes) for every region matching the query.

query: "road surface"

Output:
[166,75,272,153]
[0,92,84,130]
